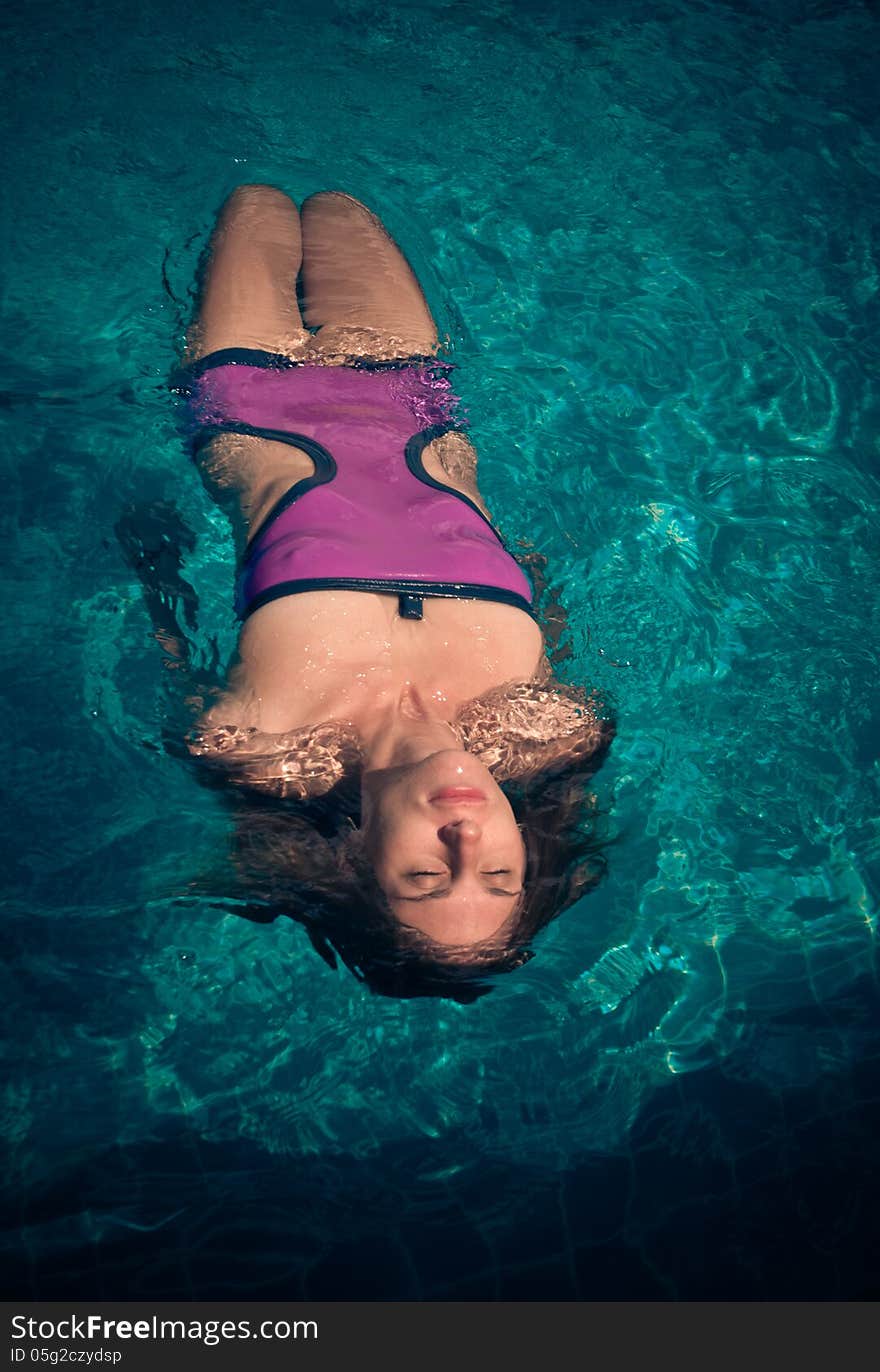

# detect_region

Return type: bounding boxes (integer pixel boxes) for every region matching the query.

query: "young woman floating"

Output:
[126,185,613,1000]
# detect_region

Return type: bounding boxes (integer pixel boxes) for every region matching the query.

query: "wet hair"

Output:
[191,702,614,1004]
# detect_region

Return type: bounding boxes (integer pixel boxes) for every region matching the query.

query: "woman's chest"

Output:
[228,590,545,731]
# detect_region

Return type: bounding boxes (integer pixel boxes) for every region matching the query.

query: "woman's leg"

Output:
[300,192,438,360]
[187,183,311,359]
[300,191,493,514]
[187,185,314,541]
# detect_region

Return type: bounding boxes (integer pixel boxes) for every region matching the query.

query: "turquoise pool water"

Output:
[2,0,879,1298]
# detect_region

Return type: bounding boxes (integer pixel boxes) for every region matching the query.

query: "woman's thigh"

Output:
[187,184,311,361]
[299,191,438,360]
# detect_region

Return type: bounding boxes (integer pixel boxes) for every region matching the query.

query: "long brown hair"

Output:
[188,705,614,1003]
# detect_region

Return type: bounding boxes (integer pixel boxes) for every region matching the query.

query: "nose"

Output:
[438,817,482,846]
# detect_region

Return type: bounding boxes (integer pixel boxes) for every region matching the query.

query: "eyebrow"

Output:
[394,887,523,903]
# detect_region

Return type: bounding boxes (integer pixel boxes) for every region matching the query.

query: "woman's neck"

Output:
[359,684,461,772]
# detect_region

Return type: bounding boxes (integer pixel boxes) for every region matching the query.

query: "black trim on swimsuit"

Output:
[404,425,503,542]
[190,422,339,556]
[241,578,535,622]
[171,347,453,392]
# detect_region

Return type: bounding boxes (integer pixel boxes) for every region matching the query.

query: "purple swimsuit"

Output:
[181,349,534,622]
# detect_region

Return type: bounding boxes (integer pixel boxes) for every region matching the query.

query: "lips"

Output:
[429,787,487,804]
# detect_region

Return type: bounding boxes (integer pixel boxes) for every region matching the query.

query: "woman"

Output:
[133,185,612,999]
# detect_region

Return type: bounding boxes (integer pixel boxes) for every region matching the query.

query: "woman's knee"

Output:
[301,189,368,213]
[221,183,297,221]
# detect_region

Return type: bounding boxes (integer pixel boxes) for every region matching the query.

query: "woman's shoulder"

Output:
[187,717,362,799]
[455,675,614,783]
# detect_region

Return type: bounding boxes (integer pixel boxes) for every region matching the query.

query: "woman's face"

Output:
[361,749,526,947]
